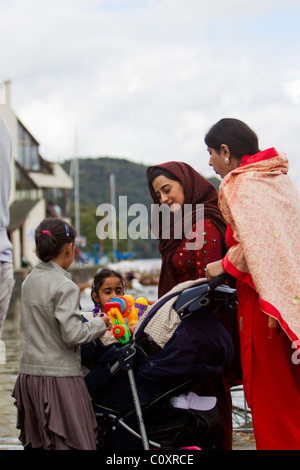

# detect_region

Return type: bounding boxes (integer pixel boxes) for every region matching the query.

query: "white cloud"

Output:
[284,80,300,105]
[1,0,300,189]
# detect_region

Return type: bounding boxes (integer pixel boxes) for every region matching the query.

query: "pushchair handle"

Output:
[207,274,227,291]
[174,274,228,315]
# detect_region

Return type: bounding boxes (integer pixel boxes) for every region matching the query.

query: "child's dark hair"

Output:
[35,217,76,262]
[91,268,126,305]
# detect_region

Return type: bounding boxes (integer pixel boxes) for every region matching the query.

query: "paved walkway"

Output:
[233,431,256,450]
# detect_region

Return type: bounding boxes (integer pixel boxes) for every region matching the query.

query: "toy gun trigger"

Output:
[112,323,131,344]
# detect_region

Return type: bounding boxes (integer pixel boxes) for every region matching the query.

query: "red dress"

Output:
[171,218,224,282]
[224,225,300,450]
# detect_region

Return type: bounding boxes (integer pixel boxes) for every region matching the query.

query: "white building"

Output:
[0,80,73,268]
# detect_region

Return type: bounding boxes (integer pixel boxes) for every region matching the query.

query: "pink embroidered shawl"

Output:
[219,148,300,346]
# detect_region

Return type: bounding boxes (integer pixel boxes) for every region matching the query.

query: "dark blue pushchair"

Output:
[81,275,237,450]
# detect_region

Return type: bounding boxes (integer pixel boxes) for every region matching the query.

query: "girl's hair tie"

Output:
[65,223,70,237]
[42,230,52,235]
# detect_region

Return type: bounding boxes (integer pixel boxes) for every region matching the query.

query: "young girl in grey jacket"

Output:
[12,217,110,450]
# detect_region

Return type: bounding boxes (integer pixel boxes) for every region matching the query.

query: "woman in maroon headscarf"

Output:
[146,161,227,297]
[146,161,240,450]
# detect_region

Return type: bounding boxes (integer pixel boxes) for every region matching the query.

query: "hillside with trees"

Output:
[62,157,221,260]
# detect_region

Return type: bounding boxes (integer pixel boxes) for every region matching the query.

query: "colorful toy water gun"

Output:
[104,295,149,344]
[104,298,132,344]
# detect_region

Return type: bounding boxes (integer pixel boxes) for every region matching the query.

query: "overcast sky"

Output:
[1,0,300,189]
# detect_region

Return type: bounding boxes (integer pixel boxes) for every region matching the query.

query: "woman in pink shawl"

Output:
[205,118,300,450]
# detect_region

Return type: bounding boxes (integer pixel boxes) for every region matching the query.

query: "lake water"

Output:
[0,262,250,450]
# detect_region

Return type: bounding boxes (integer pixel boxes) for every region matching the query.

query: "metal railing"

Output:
[231,386,253,431]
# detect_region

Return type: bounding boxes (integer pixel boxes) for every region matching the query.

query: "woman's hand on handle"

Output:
[206,259,226,281]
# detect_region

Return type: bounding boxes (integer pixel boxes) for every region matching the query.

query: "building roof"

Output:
[28,162,73,190]
[8,199,41,231]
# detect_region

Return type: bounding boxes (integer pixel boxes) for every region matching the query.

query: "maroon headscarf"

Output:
[146,161,227,297]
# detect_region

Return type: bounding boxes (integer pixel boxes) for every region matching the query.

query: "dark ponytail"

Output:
[204,118,260,161]
[35,217,76,262]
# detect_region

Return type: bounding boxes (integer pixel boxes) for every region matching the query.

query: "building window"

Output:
[18,121,40,171]
[15,162,40,200]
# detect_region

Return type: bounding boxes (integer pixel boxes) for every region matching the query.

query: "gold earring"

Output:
[224,157,230,164]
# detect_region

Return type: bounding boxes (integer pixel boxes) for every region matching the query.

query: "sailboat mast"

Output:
[74,128,80,237]
[109,173,117,262]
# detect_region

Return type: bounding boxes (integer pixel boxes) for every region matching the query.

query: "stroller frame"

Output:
[98,342,155,449]
[92,275,237,451]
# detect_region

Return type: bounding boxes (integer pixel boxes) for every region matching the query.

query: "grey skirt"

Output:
[12,374,98,450]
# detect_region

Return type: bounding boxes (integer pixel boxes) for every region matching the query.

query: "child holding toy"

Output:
[81,268,128,360]
[91,268,126,314]
[12,217,110,450]
[82,269,149,356]
[87,268,148,326]
[81,269,149,403]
